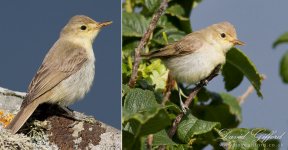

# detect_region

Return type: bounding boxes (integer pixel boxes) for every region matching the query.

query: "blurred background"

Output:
[0,1,121,129]
[190,0,288,148]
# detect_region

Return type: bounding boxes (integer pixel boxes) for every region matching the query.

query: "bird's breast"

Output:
[52,59,95,106]
[165,45,225,84]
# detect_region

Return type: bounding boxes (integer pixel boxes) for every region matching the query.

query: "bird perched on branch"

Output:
[142,21,244,111]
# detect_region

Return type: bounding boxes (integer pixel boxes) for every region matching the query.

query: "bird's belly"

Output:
[165,49,225,84]
[49,60,95,106]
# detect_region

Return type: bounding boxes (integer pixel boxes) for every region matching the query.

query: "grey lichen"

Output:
[0,128,58,150]
[0,87,121,150]
[90,125,122,150]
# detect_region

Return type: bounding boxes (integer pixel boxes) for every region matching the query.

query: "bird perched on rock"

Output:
[6,15,112,134]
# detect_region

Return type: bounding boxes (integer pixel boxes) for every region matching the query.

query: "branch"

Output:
[168,65,222,138]
[128,0,169,88]
[237,85,254,105]
[0,87,120,149]
[161,72,175,105]
[237,74,266,105]
[146,134,153,150]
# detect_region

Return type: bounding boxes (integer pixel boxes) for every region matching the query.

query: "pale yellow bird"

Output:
[6,15,112,134]
[143,22,244,110]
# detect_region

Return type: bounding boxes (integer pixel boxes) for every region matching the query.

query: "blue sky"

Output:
[0,1,121,129]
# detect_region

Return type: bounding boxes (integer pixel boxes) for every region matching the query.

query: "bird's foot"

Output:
[57,106,95,124]
[179,98,189,114]
[199,79,209,86]
[73,111,96,124]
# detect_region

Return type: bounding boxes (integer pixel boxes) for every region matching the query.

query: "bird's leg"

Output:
[177,83,189,113]
[57,105,79,121]
[57,105,96,124]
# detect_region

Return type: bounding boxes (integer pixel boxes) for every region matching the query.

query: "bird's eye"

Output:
[80,25,87,30]
[220,33,226,38]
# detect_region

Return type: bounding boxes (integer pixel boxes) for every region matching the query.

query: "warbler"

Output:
[143,22,244,110]
[6,15,112,134]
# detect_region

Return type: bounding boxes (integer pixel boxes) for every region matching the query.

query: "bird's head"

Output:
[60,15,112,42]
[208,21,244,53]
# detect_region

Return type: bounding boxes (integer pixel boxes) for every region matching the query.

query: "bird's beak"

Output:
[98,21,113,28]
[232,39,245,46]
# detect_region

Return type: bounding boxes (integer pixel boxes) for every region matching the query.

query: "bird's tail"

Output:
[5,100,39,134]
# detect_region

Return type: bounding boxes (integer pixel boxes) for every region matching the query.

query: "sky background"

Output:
[190,0,288,149]
[0,1,121,129]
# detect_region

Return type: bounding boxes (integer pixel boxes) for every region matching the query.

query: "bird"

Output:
[5,15,112,134]
[142,21,244,110]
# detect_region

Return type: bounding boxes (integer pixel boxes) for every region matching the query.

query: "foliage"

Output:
[273,32,288,83]
[122,0,278,149]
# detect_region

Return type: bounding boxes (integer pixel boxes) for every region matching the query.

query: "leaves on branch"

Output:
[122,0,275,149]
[225,48,263,97]
[273,32,288,48]
[280,51,288,83]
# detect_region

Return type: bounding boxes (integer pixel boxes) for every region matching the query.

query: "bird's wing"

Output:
[22,40,88,107]
[142,33,203,59]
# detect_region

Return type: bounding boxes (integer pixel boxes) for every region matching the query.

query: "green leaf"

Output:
[216,128,259,150]
[138,59,169,91]
[143,0,161,13]
[123,88,171,136]
[218,93,242,121]
[192,93,242,128]
[153,130,177,146]
[167,0,200,33]
[226,48,262,97]
[222,62,244,91]
[123,88,158,114]
[122,12,149,37]
[165,144,192,150]
[152,27,186,45]
[253,128,281,150]
[280,51,288,83]
[122,40,139,57]
[122,84,131,96]
[123,0,142,13]
[122,130,136,149]
[273,32,288,48]
[177,114,220,143]
[166,4,189,21]
[157,15,175,29]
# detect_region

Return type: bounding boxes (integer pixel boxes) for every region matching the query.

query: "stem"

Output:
[128,0,169,88]
[161,72,175,105]
[237,74,266,105]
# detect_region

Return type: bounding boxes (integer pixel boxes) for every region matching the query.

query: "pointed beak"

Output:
[98,21,112,28]
[232,39,245,46]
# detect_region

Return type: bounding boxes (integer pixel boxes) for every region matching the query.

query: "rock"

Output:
[0,87,121,150]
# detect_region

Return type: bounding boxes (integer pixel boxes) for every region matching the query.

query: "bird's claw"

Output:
[179,98,189,114]
[200,79,209,86]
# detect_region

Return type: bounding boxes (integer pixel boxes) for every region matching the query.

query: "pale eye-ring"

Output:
[80,25,87,30]
[220,33,226,38]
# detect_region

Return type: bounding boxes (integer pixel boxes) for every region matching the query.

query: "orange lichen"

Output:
[0,110,14,127]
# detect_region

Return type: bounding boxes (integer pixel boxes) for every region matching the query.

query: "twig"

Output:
[168,65,222,138]
[161,72,175,105]
[237,74,266,105]
[128,0,169,88]
[146,134,153,150]
[237,85,254,105]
